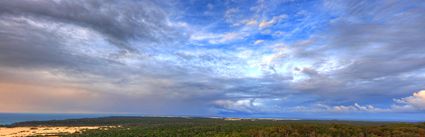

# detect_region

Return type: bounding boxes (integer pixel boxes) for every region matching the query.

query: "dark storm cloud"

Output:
[0,0,188,76]
[0,17,104,69]
[0,0,181,51]
[0,0,196,114]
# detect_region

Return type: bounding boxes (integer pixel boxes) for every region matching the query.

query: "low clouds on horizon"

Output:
[0,0,424,120]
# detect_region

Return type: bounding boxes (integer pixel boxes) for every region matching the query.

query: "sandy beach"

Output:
[0,126,108,137]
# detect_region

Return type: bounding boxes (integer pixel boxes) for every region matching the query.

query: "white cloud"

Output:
[393,90,425,111]
[258,14,288,29]
[293,103,388,113]
[245,19,258,26]
[190,32,245,44]
[254,40,264,45]
[216,32,242,43]
[212,91,425,114]
[293,90,425,113]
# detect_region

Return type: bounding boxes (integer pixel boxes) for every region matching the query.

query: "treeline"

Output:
[12,117,425,137]
[65,122,425,137]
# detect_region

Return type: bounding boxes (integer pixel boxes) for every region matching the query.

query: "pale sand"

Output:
[0,126,113,137]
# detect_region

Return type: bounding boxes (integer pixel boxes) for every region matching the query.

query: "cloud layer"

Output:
[0,0,424,121]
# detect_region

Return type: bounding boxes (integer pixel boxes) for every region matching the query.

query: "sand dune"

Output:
[0,126,109,137]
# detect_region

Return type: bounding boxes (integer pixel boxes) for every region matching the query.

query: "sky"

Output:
[0,0,425,121]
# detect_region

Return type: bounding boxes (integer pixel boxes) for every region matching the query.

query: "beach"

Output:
[0,126,111,137]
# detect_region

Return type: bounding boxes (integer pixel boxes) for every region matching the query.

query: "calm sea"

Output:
[0,113,111,125]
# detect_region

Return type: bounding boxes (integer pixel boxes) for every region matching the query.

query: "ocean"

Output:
[0,113,111,125]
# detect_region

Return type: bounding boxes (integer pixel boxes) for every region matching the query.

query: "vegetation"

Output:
[11,117,425,137]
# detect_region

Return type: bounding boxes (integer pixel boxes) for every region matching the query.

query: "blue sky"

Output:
[0,0,425,121]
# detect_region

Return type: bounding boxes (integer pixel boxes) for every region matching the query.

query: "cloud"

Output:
[259,0,425,103]
[258,14,287,29]
[292,103,388,113]
[216,90,425,114]
[254,40,264,45]
[190,32,246,45]
[245,19,258,26]
[0,0,188,70]
[0,0,204,114]
[1,0,184,47]
[393,90,425,111]
[0,0,425,120]
[214,99,256,113]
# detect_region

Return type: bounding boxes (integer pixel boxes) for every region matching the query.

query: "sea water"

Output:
[0,113,108,125]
